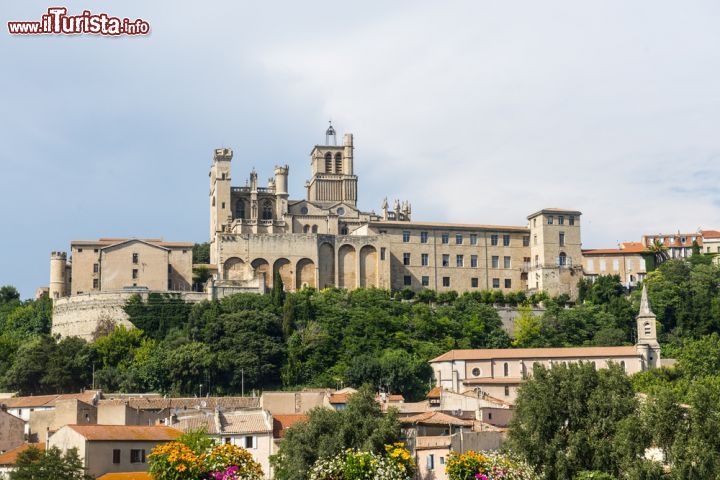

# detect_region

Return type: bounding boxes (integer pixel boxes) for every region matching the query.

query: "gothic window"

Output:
[324,152,332,172]
[311,225,318,233]
[303,225,310,233]
[335,152,342,173]
[341,226,349,235]
[504,362,509,377]
[236,200,246,219]
[261,201,273,220]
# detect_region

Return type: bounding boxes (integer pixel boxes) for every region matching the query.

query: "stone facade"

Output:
[0,411,24,453]
[582,242,648,288]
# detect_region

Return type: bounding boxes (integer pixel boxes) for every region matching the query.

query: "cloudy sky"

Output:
[2,0,720,298]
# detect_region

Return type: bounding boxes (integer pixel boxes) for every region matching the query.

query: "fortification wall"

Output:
[51,291,210,341]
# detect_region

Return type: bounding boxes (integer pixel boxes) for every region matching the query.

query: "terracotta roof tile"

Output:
[0,443,44,466]
[98,396,259,411]
[97,473,152,480]
[272,414,308,439]
[2,391,101,409]
[427,387,442,399]
[401,411,473,426]
[66,425,181,441]
[431,346,638,362]
[702,230,720,239]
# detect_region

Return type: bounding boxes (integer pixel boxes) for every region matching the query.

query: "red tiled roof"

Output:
[583,242,647,255]
[401,411,473,426]
[702,230,720,239]
[2,391,100,409]
[97,474,152,480]
[65,425,181,441]
[427,387,442,399]
[329,393,351,404]
[431,346,638,362]
[0,443,44,466]
[272,414,309,439]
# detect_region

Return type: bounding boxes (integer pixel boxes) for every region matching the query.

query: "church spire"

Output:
[638,284,654,317]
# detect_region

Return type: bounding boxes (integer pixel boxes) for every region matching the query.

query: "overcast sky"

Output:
[2,0,720,298]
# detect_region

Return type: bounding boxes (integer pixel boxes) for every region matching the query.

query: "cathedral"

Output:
[208,124,583,297]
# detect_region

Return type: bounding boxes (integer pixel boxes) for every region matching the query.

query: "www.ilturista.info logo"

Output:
[8,7,150,36]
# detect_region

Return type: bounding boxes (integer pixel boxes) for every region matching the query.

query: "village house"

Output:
[48,425,181,478]
[0,410,24,453]
[0,443,44,480]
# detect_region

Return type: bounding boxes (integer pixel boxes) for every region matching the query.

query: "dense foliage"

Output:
[10,446,92,480]
[307,445,415,480]
[271,385,402,480]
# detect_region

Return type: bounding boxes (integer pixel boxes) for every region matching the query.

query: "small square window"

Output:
[93,279,99,289]
[491,256,499,268]
[504,256,511,269]
[456,255,464,267]
[471,278,479,288]
[441,233,449,244]
[403,253,411,266]
[78,248,83,253]
[421,253,429,266]
[455,234,463,245]
[402,231,410,243]
[470,255,478,268]
[132,269,138,279]
[113,449,121,464]
[569,216,575,226]
[93,263,99,273]
[547,216,554,225]
[503,234,510,246]
[132,253,139,264]
[505,278,512,288]
[442,254,450,267]
[404,275,412,286]
[442,277,450,287]
[558,215,565,225]
[559,232,565,246]
[490,234,498,246]
[523,236,530,247]
[93,248,99,253]
[420,231,429,243]
[492,278,500,288]
[421,276,429,287]
[470,234,477,245]
[245,436,254,449]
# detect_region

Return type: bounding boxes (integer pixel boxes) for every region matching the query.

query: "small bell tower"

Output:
[636,285,661,370]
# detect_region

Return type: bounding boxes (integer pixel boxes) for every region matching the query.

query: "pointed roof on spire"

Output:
[638,284,655,318]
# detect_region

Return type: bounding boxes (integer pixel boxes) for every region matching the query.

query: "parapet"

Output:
[51,251,67,260]
[213,148,234,162]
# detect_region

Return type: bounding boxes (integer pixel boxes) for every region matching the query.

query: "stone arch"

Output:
[318,243,335,288]
[251,258,271,289]
[223,257,251,281]
[296,258,315,290]
[338,244,356,289]
[359,245,378,288]
[273,258,293,291]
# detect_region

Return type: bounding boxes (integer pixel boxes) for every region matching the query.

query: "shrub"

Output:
[445,451,534,480]
[308,445,415,480]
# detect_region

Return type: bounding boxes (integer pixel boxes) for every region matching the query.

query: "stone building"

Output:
[208,124,582,297]
[582,242,648,288]
[429,286,662,403]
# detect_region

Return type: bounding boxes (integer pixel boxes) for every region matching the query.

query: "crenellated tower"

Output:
[209,148,233,264]
[49,251,68,300]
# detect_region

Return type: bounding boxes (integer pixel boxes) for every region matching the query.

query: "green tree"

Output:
[0,285,20,304]
[192,242,210,264]
[11,446,92,480]
[271,385,401,480]
[513,305,542,347]
[508,363,641,480]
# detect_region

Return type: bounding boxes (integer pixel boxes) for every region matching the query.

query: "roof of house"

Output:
[97,472,152,480]
[641,233,702,247]
[401,411,473,427]
[414,436,452,450]
[431,346,638,362]
[368,220,529,232]
[173,410,271,435]
[702,230,720,239]
[582,241,648,255]
[2,391,101,409]
[272,414,309,439]
[98,396,260,411]
[329,393,352,404]
[64,425,181,441]
[97,473,152,480]
[0,443,44,466]
[71,238,193,248]
[426,387,442,399]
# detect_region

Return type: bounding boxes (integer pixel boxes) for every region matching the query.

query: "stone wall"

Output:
[52,291,211,341]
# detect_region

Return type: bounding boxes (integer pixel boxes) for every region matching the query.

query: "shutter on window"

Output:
[252,435,257,449]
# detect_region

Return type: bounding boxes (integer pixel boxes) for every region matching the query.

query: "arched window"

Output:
[262,201,273,220]
[558,252,567,266]
[303,225,310,233]
[620,360,626,372]
[324,152,332,172]
[503,362,509,377]
[335,152,342,173]
[341,226,349,235]
[644,322,651,336]
[236,200,246,219]
[311,225,318,233]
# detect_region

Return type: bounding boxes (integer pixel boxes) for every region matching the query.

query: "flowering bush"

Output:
[148,441,263,480]
[308,445,415,480]
[446,451,534,480]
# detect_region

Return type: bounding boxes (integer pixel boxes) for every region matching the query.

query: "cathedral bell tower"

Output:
[306,123,358,206]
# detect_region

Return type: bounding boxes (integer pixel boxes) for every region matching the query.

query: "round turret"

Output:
[50,251,68,299]
[274,165,289,196]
